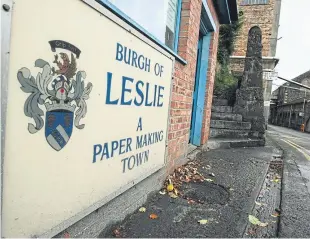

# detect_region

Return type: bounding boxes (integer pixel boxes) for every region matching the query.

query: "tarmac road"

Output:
[267,125,310,238]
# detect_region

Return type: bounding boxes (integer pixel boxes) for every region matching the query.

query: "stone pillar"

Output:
[234,26,265,141]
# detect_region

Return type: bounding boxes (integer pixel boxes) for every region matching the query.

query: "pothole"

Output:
[181,182,230,205]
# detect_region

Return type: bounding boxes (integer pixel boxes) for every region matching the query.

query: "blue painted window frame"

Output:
[95,0,186,64]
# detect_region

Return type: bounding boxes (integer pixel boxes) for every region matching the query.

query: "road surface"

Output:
[267,125,310,237]
[268,124,310,194]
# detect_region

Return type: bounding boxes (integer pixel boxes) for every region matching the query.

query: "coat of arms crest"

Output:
[17,40,93,151]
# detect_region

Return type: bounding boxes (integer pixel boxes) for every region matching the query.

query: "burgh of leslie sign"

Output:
[2,0,173,237]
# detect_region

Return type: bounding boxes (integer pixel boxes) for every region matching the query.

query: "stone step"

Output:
[211,105,233,113]
[210,120,251,130]
[210,128,262,139]
[211,112,242,122]
[205,138,265,150]
[210,128,252,138]
[212,98,229,106]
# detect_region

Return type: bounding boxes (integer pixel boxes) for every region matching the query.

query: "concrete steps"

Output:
[210,128,252,138]
[211,106,233,113]
[209,98,265,149]
[211,112,243,122]
[206,138,265,150]
[211,120,251,130]
[212,99,228,106]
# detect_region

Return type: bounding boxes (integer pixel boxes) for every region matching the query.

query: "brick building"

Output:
[1,0,238,237]
[230,0,282,125]
[270,71,310,132]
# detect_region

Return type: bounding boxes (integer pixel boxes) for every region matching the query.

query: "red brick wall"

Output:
[167,0,201,173]
[166,0,219,173]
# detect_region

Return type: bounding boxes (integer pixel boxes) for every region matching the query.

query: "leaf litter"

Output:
[198,219,209,224]
[139,207,146,213]
[149,213,158,219]
[112,228,121,238]
[160,160,209,201]
[248,215,268,227]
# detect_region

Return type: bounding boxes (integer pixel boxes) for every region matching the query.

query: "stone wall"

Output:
[277,71,310,106]
[275,102,309,130]
[233,0,280,57]
[272,70,310,131]
[230,0,281,78]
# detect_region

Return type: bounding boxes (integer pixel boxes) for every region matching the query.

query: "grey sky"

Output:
[274,0,310,90]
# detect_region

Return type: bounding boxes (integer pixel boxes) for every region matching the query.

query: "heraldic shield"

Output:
[45,110,74,151]
[17,40,93,151]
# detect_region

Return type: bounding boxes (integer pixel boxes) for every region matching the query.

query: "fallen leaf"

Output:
[167,183,174,192]
[229,188,234,191]
[271,212,280,217]
[248,229,256,235]
[273,179,280,183]
[272,221,277,223]
[169,192,178,198]
[112,229,121,238]
[64,232,70,238]
[209,173,215,177]
[149,213,158,219]
[159,190,166,195]
[198,219,208,224]
[275,208,281,213]
[188,199,195,204]
[139,207,146,212]
[249,215,268,227]
[249,215,261,225]
[255,201,262,206]
[259,222,268,227]
[174,188,178,195]
[206,178,214,182]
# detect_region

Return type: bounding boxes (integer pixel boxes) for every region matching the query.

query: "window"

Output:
[240,0,269,6]
[108,0,181,51]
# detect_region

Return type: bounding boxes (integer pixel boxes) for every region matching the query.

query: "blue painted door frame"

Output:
[190,33,211,146]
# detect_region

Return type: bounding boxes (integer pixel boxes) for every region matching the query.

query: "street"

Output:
[268,124,310,194]
[267,125,310,237]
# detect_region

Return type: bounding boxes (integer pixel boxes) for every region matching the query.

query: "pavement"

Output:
[99,141,282,238]
[267,125,310,238]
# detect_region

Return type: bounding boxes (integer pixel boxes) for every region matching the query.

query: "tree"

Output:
[214,12,243,104]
